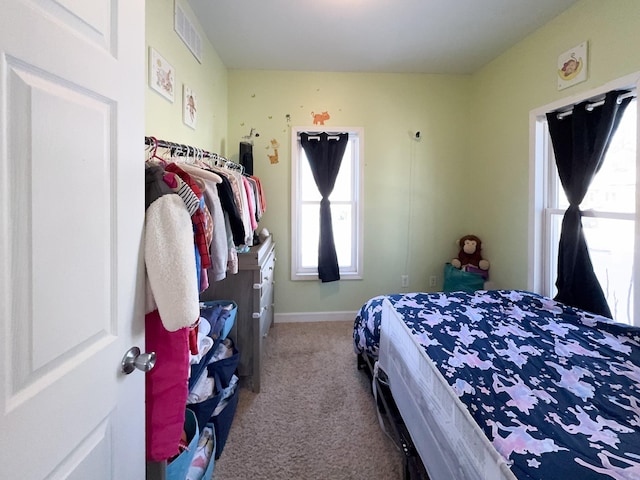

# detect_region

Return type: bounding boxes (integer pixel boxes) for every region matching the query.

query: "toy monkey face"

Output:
[462,239,477,255]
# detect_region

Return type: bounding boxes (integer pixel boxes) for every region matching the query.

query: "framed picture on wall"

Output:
[149,47,175,102]
[183,84,197,129]
[557,42,588,90]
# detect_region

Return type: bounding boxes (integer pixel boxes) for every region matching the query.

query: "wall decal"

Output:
[557,42,587,91]
[267,138,280,164]
[149,47,174,102]
[311,111,330,125]
[183,85,197,129]
[242,128,259,143]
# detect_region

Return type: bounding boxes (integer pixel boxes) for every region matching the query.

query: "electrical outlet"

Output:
[429,275,437,287]
[401,275,409,287]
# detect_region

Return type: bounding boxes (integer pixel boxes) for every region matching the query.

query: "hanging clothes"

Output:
[242,175,258,232]
[211,170,246,246]
[251,175,267,219]
[145,164,199,330]
[165,163,212,271]
[143,135,270,464]
[213,166,252,246]
[145,309,189,462]
[179,163,229,282]
[144,164,199,462]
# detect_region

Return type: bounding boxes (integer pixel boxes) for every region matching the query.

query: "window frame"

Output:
[528,73,640,325]
[290,126,364,281]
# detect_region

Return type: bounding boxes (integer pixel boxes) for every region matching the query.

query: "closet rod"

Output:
[144,136,219,159]
[556,91,636,119]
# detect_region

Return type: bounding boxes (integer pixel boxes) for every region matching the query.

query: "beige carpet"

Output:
[212,321,403,480]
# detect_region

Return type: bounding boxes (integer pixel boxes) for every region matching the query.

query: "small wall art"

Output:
[557,42,588,91]
[149,47,175,102]
[183,85,197,129]
[311,111,330,125]
[267,138,280,164]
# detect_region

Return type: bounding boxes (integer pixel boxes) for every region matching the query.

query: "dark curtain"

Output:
[300,132,349,282]
[545,90,632,317]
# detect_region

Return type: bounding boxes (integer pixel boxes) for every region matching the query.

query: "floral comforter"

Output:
[353,289,640,479]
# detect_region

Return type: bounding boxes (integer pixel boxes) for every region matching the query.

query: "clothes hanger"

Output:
[161,143,173,164]
[195,148,209,169]
[147,137,168,165]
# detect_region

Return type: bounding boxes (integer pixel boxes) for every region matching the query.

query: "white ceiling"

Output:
[187,0,580,74]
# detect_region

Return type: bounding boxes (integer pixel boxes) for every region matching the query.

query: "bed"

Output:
[353,289,640,480]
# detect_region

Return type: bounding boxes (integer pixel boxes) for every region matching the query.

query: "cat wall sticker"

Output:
[311,111,330,125]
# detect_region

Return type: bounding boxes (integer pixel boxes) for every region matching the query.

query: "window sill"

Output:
[291,272,363,281]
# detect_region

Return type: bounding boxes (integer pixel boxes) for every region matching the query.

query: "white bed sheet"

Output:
[378,298,516,480]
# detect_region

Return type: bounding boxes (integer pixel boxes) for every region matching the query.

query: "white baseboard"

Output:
[274,311,358,323]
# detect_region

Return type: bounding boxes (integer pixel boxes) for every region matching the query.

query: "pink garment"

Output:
[251,175,266,213]
[145,310,190,462]
[242,176,258,231]
[163,172,178,189]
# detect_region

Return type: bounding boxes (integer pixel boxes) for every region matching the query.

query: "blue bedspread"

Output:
[353,289,640,479]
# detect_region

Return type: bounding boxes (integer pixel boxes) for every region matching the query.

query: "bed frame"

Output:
[357,352,430,480]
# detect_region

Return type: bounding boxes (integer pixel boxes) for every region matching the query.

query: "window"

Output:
[291,127,364,280]
[531,86,638,325]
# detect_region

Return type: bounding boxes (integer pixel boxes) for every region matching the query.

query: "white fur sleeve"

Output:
[144,194,199,331]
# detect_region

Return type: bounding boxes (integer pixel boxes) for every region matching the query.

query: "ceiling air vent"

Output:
[174,2,202,63]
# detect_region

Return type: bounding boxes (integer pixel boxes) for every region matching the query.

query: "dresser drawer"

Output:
[250,249,274,310]
[237,234,274,269]
[259,302,274,339]
[260,280,274,334]
[252,280,273,327]
[260,270,274,307]
[256,249,275,297]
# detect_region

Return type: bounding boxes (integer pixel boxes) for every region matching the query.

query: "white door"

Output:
[0,1,146,479]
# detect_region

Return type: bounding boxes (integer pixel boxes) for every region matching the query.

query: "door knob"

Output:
[121,346,156,374]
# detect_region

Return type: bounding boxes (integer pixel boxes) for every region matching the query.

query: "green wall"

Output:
[145,0,640,315]
[145,0,228,153]
[227,71,472,313]
[468,0,640,290]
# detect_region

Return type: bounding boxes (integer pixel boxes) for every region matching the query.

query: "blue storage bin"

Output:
[189,302,237,392]
[212,384,240,459]
[207,345,239,389]
[187,389,223,432]
[186,422,216,480]
[199,300,237,340]
[219,302,236,340]
[167,410,199,480]
[188,342,239,431]
[202,423,217,478]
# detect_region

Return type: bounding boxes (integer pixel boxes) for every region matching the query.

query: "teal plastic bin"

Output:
[166,409,199,480]
[443,263,485,293]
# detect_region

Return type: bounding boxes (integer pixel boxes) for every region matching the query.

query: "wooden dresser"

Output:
[201,235,275,392]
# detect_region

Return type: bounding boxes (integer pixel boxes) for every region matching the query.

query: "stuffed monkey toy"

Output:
[451,235,490,271]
